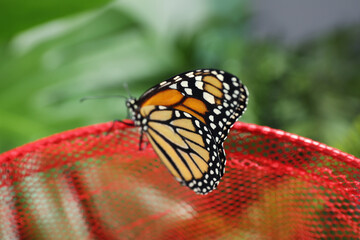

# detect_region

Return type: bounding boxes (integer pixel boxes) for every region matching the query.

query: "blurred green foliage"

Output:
[0,0,359,156]
[0,0,112,43]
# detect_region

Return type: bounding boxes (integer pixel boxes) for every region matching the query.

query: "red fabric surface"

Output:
[0,122,359,239]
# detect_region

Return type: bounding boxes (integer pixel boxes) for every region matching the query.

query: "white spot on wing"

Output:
[185,88,193,95]
[217,74,224,81]
[184,112,192,118]
[181,81,188,87]
[186,72,194,78]
[195,120,200,128]
[203,92,215,104]
[195,81,203,90]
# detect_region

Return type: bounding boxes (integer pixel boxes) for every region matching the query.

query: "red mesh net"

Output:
[0,122,359,239]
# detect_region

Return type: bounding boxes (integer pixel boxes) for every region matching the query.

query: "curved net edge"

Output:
[2,121,358,166]
[1,121,360,239]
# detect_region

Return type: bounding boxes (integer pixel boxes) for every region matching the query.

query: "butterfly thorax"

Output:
[127,97,156,132]
[126,97,142,126]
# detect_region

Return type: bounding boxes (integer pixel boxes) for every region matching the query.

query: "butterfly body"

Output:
[126,69,248,194]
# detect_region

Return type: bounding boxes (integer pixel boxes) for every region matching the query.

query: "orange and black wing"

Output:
[132,69,248,194]
[144,106,223,194]
[138,69,248,145]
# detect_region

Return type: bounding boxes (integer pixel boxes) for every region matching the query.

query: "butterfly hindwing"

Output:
[145,107,224,194]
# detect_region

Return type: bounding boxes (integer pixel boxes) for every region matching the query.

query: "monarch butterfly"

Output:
[126,69,248,194]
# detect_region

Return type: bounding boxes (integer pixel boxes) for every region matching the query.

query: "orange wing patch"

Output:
[177,97,208,123]
[173,105,206,124]
[141,88,209,123]
[171,119,196,131]
[204,84,223,99]
[142,89,183,107]
[202,76,223,105]
[149,110,173,121]
[203,76,222,89]
[182,98,207,114]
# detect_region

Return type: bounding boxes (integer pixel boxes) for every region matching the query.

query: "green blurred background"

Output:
[0,0,359,156]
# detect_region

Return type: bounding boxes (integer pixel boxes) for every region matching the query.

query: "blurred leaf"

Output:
[0,0,214,152]
[0,0,112,43]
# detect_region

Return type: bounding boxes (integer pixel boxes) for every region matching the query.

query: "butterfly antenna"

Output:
[123,82,133,98]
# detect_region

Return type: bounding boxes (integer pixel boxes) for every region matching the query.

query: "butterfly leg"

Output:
[106,119,134,135]
[139,128,144,150]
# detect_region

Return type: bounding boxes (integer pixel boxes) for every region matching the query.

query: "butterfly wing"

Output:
[138,69,248,144]
[128,69,248,194]
[145,106,223,194]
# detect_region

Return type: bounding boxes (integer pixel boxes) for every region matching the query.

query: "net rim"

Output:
[1,121,359,166]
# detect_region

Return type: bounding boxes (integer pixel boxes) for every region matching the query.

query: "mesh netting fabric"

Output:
[0,122,359,239]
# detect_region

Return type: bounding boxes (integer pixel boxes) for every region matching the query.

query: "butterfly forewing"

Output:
[138,69,248,144]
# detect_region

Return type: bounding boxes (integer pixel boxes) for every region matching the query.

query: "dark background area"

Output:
[1,0,359,156]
